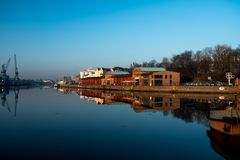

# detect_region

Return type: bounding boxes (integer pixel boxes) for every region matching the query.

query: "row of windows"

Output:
[154,75,172,79]
[141,80,174,86]
[154,80,172,86]
[154,103,173,107]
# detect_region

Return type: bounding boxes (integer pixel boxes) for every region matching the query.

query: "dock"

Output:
[209,108,240,122]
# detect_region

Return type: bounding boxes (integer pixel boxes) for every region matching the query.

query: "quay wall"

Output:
[60,84,240,94]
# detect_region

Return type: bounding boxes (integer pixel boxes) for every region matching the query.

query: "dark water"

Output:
[0,87,238,159]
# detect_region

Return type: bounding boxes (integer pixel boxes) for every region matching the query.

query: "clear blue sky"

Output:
[0,0,239,80]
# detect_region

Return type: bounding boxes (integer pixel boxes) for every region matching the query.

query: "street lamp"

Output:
[225,72,235,86]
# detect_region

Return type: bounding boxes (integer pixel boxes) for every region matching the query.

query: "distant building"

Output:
[73,74,80,83]
[63,76,75,84]
[79,67,110,85]
[42,79,54,86]
[80,68,95,79]
[81,77,102,85]
[80,67,110,79]
[57,78,73,85]
[111,66,130,72]
[79,66,180,86]
[132,67,179,86]
[102,70,132,85]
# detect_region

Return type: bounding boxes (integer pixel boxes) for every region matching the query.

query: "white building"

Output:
[80,67,110,79]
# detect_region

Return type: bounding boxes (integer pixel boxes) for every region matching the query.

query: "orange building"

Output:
[132,67,180,86]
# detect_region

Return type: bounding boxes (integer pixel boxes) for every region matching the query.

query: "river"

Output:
[0,87,239,159]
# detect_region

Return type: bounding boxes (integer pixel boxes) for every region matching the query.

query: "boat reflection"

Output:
[207,97,240,160]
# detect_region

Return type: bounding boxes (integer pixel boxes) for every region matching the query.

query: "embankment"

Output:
[59,84,240,94]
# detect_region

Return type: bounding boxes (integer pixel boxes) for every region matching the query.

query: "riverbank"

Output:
[59,84,240,94]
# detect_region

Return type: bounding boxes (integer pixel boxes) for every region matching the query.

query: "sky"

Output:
[0,0,240,80]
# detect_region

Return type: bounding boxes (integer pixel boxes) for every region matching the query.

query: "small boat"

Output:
[207,108,240,159]
[207,127,240,160]
[209,119,240,136]
[54,83,59,88]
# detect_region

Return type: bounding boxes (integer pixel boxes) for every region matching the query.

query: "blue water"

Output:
[0,88,224,159]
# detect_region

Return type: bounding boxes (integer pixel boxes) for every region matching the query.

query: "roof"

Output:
[98,67,110,71]
[139,67,166,72]
[110,71,130,75]
[111,66,130,72]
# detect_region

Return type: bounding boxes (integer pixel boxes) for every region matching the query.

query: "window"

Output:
[165,75,167,79]
[107,80,111,85]
[155,80,162,86]
[143,80,148,86]
[154,75,162,79]
[170,75,172,79]
[155,103,163,107]
[154,97,163,102]
[170,80,172,85]
[135,79,139,85]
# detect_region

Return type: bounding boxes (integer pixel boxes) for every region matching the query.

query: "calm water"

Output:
[0,87,238,159]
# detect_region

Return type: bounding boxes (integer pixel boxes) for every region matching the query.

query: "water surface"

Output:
[0,87,237,159]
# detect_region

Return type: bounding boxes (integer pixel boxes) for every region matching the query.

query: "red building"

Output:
[80,77,102,85]
[102,71,132,85]
[112,74,133,85]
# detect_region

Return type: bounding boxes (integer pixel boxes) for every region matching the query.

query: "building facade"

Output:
[80,67,109,79]
[132,67,179,86]
[101,71,132,85]
[80,77,102,85]
[79,67,180,86]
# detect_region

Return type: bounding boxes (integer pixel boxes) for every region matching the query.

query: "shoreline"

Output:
[59,84,240,94]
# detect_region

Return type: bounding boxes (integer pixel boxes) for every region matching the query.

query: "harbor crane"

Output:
[0,54,25,86]
[0,58,11,85]
[1,58,11,76]
[14,54,20,81]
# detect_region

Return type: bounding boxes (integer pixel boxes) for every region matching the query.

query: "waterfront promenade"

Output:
[60,84,240,94]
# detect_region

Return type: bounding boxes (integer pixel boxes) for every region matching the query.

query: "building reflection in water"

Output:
[207,95,240,160]
[73,89,236,115]
[76,89,180,113]
[58,88,240,159]
[57,88,74,94]
[0,87,19,117]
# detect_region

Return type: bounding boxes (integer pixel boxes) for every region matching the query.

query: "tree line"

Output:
[130,45,240,83]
